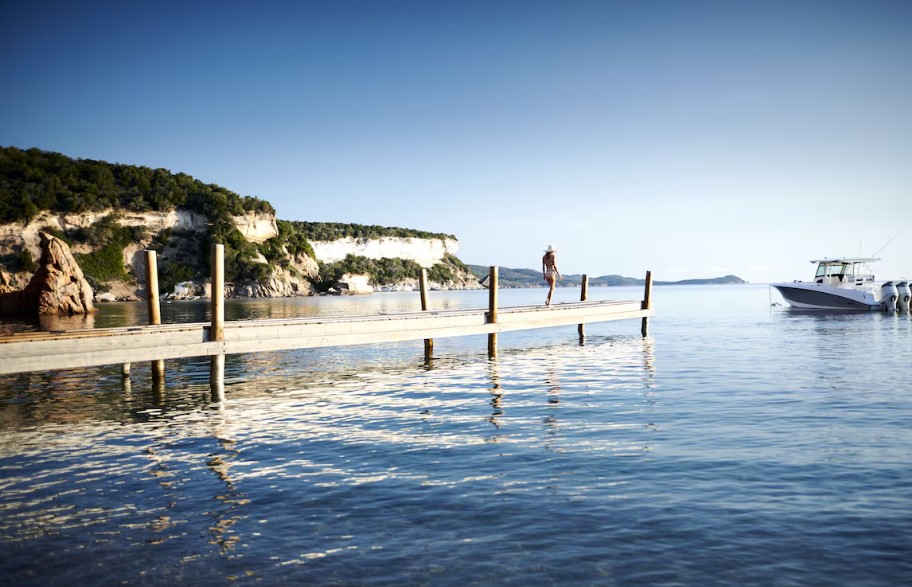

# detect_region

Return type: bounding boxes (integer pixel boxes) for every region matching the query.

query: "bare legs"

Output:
[545,275,556,305]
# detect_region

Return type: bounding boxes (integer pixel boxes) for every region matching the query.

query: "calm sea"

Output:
[1,285,911,586]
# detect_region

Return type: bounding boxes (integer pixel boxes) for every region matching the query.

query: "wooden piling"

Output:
[578,274,589,338]
[419,268,433,357]
[488,266,498,358]
[641,270,653,337]
[210,243,225,342]
[144,250,162,326]
[210,244,225,392]
[144,250,165,379]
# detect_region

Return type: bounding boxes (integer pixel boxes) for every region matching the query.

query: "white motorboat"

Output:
[771,257,884,310]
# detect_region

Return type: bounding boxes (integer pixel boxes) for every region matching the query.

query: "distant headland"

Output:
[467,265,745,288]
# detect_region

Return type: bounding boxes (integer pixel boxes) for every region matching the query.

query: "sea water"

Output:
[1,285,910,586]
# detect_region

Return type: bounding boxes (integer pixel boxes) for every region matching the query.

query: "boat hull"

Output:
[771,283,880,311]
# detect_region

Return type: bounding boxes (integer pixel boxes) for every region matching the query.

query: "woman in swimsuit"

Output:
[542,245,561,306]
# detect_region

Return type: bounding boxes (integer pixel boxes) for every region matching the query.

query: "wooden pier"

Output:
[0,245,654,376]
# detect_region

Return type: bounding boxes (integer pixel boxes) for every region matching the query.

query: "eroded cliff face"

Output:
[0,209,302,299]
[232,212,278,243]
[0,209,209,263]
[311,236,459,268]
[0,208,474,299]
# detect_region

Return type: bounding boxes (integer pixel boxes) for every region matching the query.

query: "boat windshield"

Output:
[815,262,849,278]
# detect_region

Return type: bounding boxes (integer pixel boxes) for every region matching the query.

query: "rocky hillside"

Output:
[0,146,478,298]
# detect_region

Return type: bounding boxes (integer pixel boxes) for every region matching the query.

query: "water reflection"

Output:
[487,358,504,434]
[0,305,659,582]
[205,408,248,554]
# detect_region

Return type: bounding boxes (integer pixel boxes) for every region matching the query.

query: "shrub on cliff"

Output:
[16,248,36,273]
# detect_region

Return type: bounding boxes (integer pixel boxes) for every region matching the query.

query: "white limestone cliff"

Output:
[232,212,278,243]
[0,208,473,298]
[0,209,210,262]
[311,236,459,268]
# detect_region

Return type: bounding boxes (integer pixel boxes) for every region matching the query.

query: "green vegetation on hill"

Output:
[0,146,273,223]
[69,213,145,289]
[316,253,471,292]
[291,221,454,242]
[0,145,283,286]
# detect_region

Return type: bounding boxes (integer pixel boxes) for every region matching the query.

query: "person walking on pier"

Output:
[542,245,561,306]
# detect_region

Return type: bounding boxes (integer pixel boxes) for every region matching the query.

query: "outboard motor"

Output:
[896,282,911,313]
[881,281,898,313]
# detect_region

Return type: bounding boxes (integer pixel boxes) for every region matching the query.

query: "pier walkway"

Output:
[0,299,651,374]
[0,246,654,376]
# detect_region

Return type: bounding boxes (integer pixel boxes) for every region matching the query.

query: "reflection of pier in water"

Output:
[0,333,657,550]
[0,246,654,389]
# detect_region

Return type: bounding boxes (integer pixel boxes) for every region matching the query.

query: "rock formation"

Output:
[0,269,14,295]
[0,233,95,316]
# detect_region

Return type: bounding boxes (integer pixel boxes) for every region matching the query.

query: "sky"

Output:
[2,0,911,282]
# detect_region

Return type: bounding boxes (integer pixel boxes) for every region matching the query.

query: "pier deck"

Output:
[0,299,652,375]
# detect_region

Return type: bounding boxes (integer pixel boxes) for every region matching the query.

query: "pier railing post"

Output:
[641,270,653,337]
[578,273,589,338]
[210,243,226,395]
[144,250,165,383]
[211,244,225,342]
[419,268,433,358]
[488,266,498,358]
[144,250,162,326]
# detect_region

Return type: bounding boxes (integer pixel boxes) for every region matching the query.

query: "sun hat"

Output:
[544,245,557,253]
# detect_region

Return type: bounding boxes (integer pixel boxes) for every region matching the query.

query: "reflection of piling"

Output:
[210,353,225,402]
[578,274,589,339]
[487,266,498,358]
[419,268,433,359]
[144,250,165,381]
[488,357,503,429]
[152,367,165,403]
[641,270,653,336]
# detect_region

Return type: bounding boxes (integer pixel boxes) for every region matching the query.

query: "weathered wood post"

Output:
[210,243,226,395]
[210,243,225,343]
[487,266,498,358]
[578,274,589,338]
[419,268,433,358]
[641,270,653,337]
[144,250,165,382]
[144,250,162,325]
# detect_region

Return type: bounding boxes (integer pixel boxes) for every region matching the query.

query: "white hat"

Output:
[544,245,557,252]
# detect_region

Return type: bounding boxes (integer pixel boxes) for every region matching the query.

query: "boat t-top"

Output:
[771,257,891,310]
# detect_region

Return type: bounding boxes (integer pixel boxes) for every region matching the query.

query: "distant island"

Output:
[467,265,745,288]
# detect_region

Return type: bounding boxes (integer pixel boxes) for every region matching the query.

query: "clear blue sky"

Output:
[2,0,911,282]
